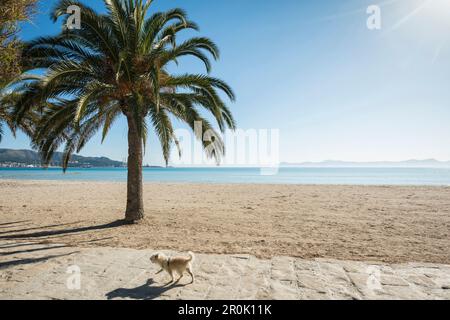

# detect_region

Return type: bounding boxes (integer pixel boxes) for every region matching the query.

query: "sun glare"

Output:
[426,0,450,19]
[392,0,450,42]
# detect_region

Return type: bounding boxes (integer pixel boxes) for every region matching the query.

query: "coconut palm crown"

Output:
[14,0,236,221]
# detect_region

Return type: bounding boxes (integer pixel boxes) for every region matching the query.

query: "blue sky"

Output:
[2,0,450,164]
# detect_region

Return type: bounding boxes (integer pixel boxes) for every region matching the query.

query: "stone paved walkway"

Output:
[1,242,449,300]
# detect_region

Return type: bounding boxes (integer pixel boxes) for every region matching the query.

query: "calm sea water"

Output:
[1,167,450,185]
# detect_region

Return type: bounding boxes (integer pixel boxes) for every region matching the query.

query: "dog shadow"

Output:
[105,279,187,300]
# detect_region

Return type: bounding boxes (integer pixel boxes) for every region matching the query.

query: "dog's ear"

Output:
[150,253,160,260]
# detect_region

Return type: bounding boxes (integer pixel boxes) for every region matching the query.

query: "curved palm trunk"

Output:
[125,115,144,222]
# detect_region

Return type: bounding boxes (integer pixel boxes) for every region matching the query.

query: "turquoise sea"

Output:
[1,167,450,185]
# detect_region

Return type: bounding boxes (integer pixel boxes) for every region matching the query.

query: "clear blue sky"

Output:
[2,0,450,164]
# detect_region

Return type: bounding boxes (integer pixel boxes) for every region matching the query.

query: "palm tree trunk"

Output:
[125,115,144,222]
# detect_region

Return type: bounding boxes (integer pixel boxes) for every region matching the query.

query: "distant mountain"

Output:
[281,159,450,168]
[0,148,124,168]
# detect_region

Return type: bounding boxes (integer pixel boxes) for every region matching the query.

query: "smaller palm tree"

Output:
[0,83,35,142]
[0,96,15,142]
[13,0,236,222]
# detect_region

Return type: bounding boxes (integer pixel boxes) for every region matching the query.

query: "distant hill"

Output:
[0,148,124,168]
[281,159,450,168]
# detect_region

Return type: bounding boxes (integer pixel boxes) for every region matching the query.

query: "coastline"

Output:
[2,166,450,186]
[1,179,449,264]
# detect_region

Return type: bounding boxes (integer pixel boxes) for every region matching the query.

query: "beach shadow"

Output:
[0,220,32,229]
[0,223,32,230]
[106,279,187,300]
[0,222,82,235]
[75,237,115,244]
[0,244,69,256]
[0,220,130,240]
[0,252,79,270]
[0,220,31,226]
[0,242,42,249]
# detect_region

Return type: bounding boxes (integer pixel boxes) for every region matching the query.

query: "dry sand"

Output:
[0,180,449,264]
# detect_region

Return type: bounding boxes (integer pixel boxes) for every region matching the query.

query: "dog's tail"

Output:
[187,251,195,262]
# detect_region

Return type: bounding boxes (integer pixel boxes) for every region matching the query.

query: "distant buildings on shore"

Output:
[0,161,169,168]
[0,162,41,168]
[0,162,94,168]
[0,161,125,168]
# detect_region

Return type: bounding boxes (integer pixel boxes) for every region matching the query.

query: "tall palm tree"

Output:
[14,0,236,222]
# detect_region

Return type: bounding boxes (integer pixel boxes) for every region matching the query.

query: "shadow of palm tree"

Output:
[0,220,130,240]
[0,222,82,235]
[0,252,79,270]
[0,220,32,229]
[0,242,42,249]
[0,245,69,256]
[106,279,187,300]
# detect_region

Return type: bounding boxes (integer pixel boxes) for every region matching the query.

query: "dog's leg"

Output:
[169,270,174,283]
[176,270,184,283]
[187,266,195,283]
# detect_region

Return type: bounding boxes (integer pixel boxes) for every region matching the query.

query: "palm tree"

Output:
[0,84,35,142]
[14,0,236,222]
[0,91,16,142]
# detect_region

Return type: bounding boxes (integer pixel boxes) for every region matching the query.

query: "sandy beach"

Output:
[1,180,449,264]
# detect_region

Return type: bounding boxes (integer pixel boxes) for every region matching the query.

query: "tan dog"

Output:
[150,251,195,284]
